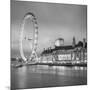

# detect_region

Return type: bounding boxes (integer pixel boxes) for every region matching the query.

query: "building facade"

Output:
[40,37,87,64]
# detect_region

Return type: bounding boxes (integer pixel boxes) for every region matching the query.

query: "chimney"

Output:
[72,37,76,47]
[83,38,86,48]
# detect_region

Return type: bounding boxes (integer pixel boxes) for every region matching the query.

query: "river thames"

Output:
[11,65,87,90]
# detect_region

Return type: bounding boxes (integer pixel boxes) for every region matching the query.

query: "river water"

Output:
[11,65,87,90]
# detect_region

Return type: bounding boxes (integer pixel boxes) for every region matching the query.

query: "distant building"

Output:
[40,37,87,64]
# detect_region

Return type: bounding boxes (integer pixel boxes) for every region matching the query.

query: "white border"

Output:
[0,0,89,90]
[18,0,87,5]
[0,0,10,90]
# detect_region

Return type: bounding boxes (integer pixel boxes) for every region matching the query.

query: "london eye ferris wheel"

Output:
[19,12,38,62]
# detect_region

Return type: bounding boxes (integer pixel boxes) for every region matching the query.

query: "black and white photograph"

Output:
[11,0,87,90]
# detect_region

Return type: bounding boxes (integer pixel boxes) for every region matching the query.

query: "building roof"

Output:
[55,45,74,50]
[41,41,87,55]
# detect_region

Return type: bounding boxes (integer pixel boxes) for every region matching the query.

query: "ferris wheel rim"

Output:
[19,12,38,61]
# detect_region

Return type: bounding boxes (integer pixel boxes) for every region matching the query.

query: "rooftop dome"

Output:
[55,38,64,47]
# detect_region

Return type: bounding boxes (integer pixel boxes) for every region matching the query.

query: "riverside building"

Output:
[40,37,87,65]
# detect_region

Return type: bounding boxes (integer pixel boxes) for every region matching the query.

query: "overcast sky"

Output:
[11,0,87,58]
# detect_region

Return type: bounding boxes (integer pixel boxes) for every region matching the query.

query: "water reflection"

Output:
[72,66,87,71]
[11,65,87,89]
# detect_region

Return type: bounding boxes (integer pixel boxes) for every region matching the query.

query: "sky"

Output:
[11,0,87,58]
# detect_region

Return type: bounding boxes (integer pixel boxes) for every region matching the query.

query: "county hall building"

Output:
[40,37,87,64]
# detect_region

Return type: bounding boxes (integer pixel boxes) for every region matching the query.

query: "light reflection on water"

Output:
[11,65,87,89]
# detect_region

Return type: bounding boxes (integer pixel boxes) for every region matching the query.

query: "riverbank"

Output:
[37,63,87,67]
